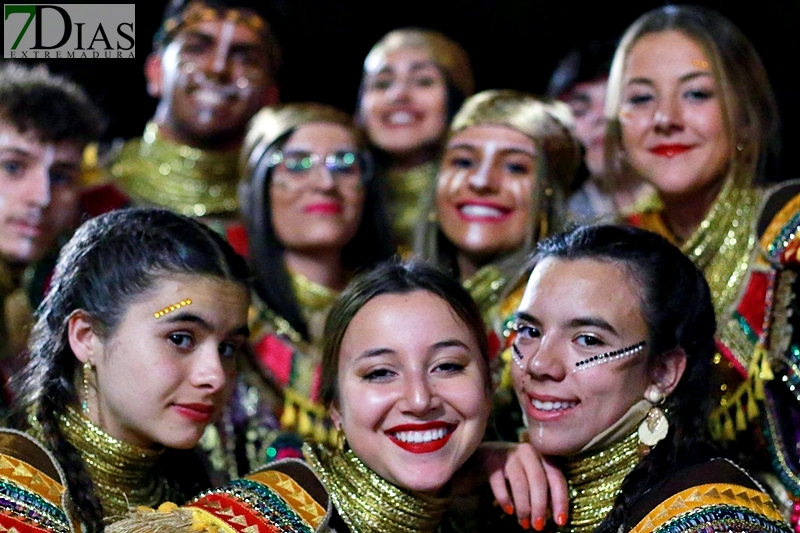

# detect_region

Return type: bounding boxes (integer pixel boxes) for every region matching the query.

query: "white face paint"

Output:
[466,140,499,190]
[213,21,236,72]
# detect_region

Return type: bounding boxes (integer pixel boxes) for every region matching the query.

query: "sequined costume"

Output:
[627,178,800,527]
[106,441,457,533]
[199,276,336,484]
[109,122,241,219]
[0,429,75,533]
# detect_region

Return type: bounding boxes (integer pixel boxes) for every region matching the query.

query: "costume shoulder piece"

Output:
[0,429,76,533]
[629,482,788,533]
[106,459,333,533]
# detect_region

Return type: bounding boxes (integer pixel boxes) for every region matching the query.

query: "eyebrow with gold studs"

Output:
[154,299,192,319]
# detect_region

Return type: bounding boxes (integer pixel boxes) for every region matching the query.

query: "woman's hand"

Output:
[479,442,569,530]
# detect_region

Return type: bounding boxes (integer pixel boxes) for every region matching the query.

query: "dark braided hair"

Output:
[533,225,718,532]
[11,208,250,533]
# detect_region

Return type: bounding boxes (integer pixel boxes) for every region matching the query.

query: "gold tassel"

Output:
[280,401,296,429]
[746,387,759,419]
[760,349,774,381]
[313,419,328,443]
[735,399,746,431]
[754,372,766,401]
[298,407,312,436]
[722,410,735,441]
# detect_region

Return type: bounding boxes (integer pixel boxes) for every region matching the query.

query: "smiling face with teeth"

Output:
[146,14,277,150]
[359,48,449,156]
[329,290,491,493]
[511,257,655,456]
[436,125,537,277]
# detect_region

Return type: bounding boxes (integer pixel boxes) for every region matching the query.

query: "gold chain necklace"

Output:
[304,441,448,533]
[678,180,761,324]
[110,122,241,217]
[59,407,176,518]
[560,431,640,533]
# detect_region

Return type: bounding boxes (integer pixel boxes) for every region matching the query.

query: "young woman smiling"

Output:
[9,208,251,533]
[107,261,502,533]
[357,28,474,253]
[494,225,790,533]
[196,103,394,482]
[607,6,800,519]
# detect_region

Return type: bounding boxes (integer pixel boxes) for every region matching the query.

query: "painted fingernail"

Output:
[503,504,514,515]
[520,518,530,530]
[556,513,567,526]
[534,517,546,531]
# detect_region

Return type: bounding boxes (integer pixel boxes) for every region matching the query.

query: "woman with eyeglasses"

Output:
[197,103,394,483]
[493,225,790,533]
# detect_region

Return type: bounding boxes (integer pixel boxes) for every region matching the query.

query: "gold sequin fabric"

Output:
[560,431,640,533]
[303,441,449,533]
[385,161,438,251]
[111,122,240,217]
[463,264,507,328]
[59,407,177,518]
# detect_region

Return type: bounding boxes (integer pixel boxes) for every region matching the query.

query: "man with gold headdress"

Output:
[104,0,280,232]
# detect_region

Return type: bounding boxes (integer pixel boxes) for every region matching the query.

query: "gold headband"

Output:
[363,28,475,98]
[449,90,580,189]
[154,299,192,319]
[160,2,266,43]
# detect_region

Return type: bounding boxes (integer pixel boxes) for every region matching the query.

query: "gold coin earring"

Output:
[638,387,668,449]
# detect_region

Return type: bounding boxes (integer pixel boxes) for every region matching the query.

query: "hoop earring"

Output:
[82,361,94,415]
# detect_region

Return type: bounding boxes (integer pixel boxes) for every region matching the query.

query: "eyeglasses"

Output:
[267,150,364,179]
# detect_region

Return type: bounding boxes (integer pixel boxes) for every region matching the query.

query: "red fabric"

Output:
[79,183,130,218]
[736,271,768,338]
[0,513,59,533]
[189,493,281,533]
[253,334,293,388]
[226,223,249,258]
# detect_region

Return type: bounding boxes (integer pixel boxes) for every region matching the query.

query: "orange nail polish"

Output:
[520,518,530,530]
[503,504,514,515]
[556,513,567,526]
[534,517,545,531]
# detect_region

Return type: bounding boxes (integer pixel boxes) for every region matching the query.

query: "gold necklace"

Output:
[110,122,241,217]
[385,161,438,249]
[304,441,448,533]
[289,270,339,313]
[59,406,176,518]
[463,264,507,326]
[560,431,640,533]
[678,180,761,325]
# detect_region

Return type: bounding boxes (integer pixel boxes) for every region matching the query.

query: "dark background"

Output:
[7,0,800,179]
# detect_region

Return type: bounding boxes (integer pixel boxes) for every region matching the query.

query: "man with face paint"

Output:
[0,63,102,360]
[106,0,280,228]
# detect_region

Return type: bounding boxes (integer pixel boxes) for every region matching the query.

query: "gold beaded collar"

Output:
[385,160,438,251]
[560,431,640,533]
[463,263,507,326]
[289,271,339,313]
[111,122,241,217]
[304,441,449,533]
[58,406,178,518]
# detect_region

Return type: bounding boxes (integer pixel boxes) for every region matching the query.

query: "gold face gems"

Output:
[154,299,192,319]
[692,59,710,69]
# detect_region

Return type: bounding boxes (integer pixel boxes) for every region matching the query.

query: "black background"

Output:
[7,0,800,179]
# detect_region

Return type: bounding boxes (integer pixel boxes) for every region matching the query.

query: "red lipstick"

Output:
[304,202,343,214]
[455,201,512,223]
[649,144,693,158]
[173,403,214,423]
[385,421,456,454]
